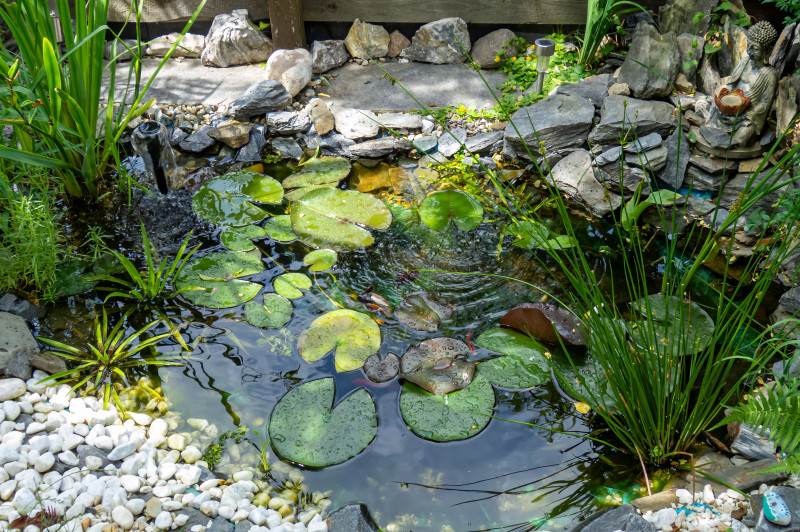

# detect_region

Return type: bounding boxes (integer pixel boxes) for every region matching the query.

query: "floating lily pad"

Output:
[363,352,400,383]
[264,215,297,242]
[282,157,351,189]
[284,185,333,202]
[400,338,474,395]
[499,303,587,345]
[52,260,96,296]
[298,309,381,372]
[419,190,484,232]
[268,378,377,467]
[244,293,293,329]
[551,351,614,411]
[395,292,454,332]
[303,249,337,272]
[629,294,714,357]
[399,373,494,442]
[274,273,312,299]
[291,188,392,250]
[221,224,267,252]
[505,220,578,250]
[476,328,552,389]
[621,189,682,233]
[192,171,283,227]
[175,250,264,308]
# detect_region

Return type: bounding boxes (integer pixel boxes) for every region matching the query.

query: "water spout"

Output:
[132,121,176,194]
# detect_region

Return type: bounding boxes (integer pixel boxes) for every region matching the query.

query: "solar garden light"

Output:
[533,38,556,94]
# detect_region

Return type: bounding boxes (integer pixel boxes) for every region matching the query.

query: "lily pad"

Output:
[551,351,615,411]
[363,352,400,383]
[499,303,587,345]
[476,328,552,389]
[52,260,96,296]
[400,338,474,395]
[274,273,312,299]
[621,189,682,233]
[303,249,337,272]
[298,309,381,372]
[419,190,484,232]
[505,220,578,250]
[282,157,351,189]
[285,185,333,202]
[629,294,714,357]
[175,250,264,308]
[244,293,293,329]
[221,224,267,252]
[291,188,392,250]
[264,215,297,242]
[395,291,454,332]
[192,171,283,227]
[268,378,377,467]
[399,373,494,442]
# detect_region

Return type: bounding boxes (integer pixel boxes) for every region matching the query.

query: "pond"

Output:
[40,156,651,532]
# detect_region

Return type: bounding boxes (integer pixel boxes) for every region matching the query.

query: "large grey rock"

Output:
[776,75,800,135]
[344,19,389,59]
[752,486,800,532]
[374,113,422,130]
[698,54,721,95]
[178,125,216,153]
[623,132,663,153]
[471,29,516,68]
[660,0,719,36]
[266,111,311,135]
[596,160,650,196]
[465,130,504,155]
[687,152,737,176]
[722,171,798,214]
[770,23,797,78]
[549,150,622,217]
[555,73,614,108]
[265,48,313,98]
[438,128,467,157]
[716,20,748,77]
[677,33,705,82]
[0,293,44,321]
[147,33,205,58]
[234,124,266,163]
[572,504,655,532]
[589,96,677,145]
[311,40,349,74]
[229,80,291,121]
[270,138,303,160]
[685,165,725,191]
[401,17,471,64]
[349,137,408,158]
[302,129,355,158]
[0,311,39,379]
[328,503,380,532]
[626,145,668,172]
[617,23,680,99]
[659,128,692,189]
[104,38,138,62]
[332,108,380,140]
[731,423,777,460]
[201,10,273,67]
[505,94,595,160]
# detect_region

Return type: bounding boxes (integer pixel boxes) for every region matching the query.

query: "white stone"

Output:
[159,462,178,481]
[176,465,201,486]
[155,510,173,529]
[200,499,220,516]
[174,513,189,527]
[651,508,677,529]
[265,48,313,97]
[5,458,26,476]
[308,521,328,532]
[47,433,63,453]
[128,412,152,426]
[64,501,86,521]
[266,509,283,528]
[249,506,268,525]
[26,422,46,435]
[18,401,32,414]
[84,455,104,470]
[120,474,142,493]
[112,505,135,529]
[181,446,203,464]
[92,435,113,450]
[148,419,168,439]
[703,484,715,504]
[162,499,183,511]
[167,434,187,451]
[58,450,79,467]
[0,444,20,465]
[218,504,236,519]
[232,470,254,482]
[34,451,55,472]
[231,508,249,521]
[0,379,27,401]
[126,497,145,515]
[12,487,37,514]
[2,401,20,421]
[199,479,220,491]
[0,479,16,500]
[108,441,138,461]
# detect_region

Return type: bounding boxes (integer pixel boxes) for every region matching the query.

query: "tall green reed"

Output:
[579,0,651,66]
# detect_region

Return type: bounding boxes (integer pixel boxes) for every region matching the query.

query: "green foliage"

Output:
[37,307,184,410]
[579,0,650,66]
[765,0,800,24]
[202,425,248,470]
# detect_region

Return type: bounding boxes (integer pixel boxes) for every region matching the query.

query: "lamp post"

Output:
[533,38,556,94]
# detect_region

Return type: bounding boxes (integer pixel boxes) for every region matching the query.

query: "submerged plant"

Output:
[37,307,185,409]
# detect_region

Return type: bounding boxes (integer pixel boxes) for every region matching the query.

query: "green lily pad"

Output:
[221,224,267,252]
[175,250,264,308]
[419,190,484,232]
[274,273,312,299]
[629,294,714,357]
[291,188,392,250]
[551,350,615,411]
[268,378,377,467]
[399,373,495,442]
[395,291,454,332]
[52,260,96,296]
[400,338,474,395]
[505,220,578,250]
[476,328,552,389]
[298,309,381,372]
[244,293,293,329]
[191,171,283,227]
[264,215,297,242]
[285,185,333,202]
[282,157,351,189]
[303,249,337,272]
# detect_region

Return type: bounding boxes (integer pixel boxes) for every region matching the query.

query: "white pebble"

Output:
[112,505,134,529]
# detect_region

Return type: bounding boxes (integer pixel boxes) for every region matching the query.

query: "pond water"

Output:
[40,159,652,532]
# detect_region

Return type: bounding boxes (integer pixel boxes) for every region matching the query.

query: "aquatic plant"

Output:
[579,0,650,66]
[37,307,184,409]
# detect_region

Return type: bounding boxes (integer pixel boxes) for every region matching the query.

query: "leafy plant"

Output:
[37,307,184,409]
[202,425,249,470]
[765,0,800,24]
[578,0,650,67]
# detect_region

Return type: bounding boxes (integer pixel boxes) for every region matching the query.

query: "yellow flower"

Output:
[574,402,591,414]
[512,56,517,62]
[526,55,533,61]
[494,55,500,62]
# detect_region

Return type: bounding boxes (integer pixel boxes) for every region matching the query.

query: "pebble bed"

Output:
[640,486,752,532]
[0,373,330,532]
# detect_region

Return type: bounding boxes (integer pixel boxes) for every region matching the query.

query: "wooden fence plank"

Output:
[268,0,306,49]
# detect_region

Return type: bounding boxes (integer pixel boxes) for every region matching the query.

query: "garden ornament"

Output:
[533,38,556,94]
[132,120,177,194]
[764,489,792,525]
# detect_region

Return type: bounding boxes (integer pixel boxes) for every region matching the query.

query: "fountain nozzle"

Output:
[132,121,176,195]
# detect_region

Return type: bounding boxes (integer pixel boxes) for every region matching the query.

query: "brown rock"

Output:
[29,353,67,375]
[207,121,252,149]
[675,73,694,93]
[307,98,335,135]
[387,30,410,58]
[738,158,766,173]
[344,18,389,59]
[608,82,630,96]
[631,490,679,513]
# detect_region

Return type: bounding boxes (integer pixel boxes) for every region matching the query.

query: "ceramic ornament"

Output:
[764,489,792,526]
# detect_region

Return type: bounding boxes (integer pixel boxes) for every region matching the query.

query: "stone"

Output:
[630,490,680,513]
[555,73,614,108]
[617,23,680,100]
[210,515,235,532]
[271,138,303,160]
[306,98,335,135]
[464,130,504,155]
[675,73,694,93]
[0,312,39,379]
[236,125,267,163]
[0,378,26,401]
[349,137,408,158]
[574,504,655,532]
[731,423,777,460]
[699,54,721,95]
[659,0,719,36]
[267,111,311,135]
[302,128,355,158]
[659,128,692,189]
[107,441,138,461]
[230,80,292,122]
[471,29,516,68]
[413,135,438,153]
[770,23,798,77]
[401,17,471,64]
[344,19,390,59]
[608,82,631,96]
[155,510,172,529]
[265,48,313,98]
[589,96,677,145]
[201,10,273,67]
[145,497,163,518]
[623,132,663,153]
[651,508,678,529]
[112,505,134,529]
[29,353,67,375]
[387,30,411,58]
[179,125,216,153]
[752,486,800,532]
[626,145,668,172]
[684,165,723,191]
[776,75,800,135]
[12,487,36,514]
[550,150,622,217]
[375,113,423,130]
[328,503,380,532]
[505,94,595,160]
[207,121,252,149]
[688,153,738,176]
[332,107,380,140]
[310,40,348,75]
[677,33,705,82]
[104,38,138,62]
[147,33,205,58]
[438,128,467,157]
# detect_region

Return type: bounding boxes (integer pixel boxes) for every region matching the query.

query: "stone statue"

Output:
[700,21,778,148]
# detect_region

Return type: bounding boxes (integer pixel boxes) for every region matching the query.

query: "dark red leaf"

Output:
[499,303,587,345]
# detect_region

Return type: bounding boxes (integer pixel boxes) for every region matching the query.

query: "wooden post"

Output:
[268,0,306,50]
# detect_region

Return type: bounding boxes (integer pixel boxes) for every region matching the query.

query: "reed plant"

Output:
[578,0,651,66]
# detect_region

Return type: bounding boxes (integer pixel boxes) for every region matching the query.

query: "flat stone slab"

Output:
[321,62,508,112]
